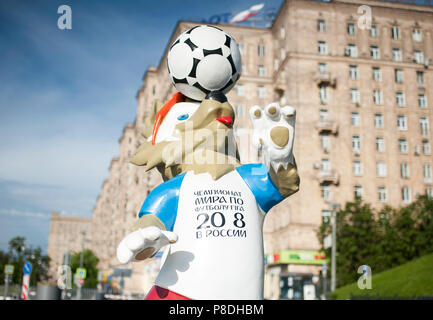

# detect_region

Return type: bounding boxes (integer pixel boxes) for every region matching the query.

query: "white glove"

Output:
[250,102,296,172]
[117,226,178,264]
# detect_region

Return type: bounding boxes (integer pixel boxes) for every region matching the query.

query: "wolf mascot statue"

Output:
[117,26,300,300]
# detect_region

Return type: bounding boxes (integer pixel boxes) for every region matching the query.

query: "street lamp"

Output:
[329,202,340,292]
[76,231,87,300]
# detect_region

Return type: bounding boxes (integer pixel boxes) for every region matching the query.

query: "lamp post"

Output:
[330,202,340,292]
[76,231,86,300]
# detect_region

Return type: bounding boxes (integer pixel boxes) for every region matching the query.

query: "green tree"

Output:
[70,249,99,288]
[0,237,50,286]
[318,195,433,290]
[319,199,382,287]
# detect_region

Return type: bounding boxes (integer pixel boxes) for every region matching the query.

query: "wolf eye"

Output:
[177,114,189,121]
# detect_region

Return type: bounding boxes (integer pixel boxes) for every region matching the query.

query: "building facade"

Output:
[48,0,433,299]
[47,212,92,278]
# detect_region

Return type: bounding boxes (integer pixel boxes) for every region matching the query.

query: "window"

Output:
[236,84,244,96]
[318,19,326,32]
[258,45,265,57]
[353,161,363,176]
[396,92,406,107]
[375,114,384,128]
[347,22,356,35]
[393,48,402,62]
[417,71,425,87]
[377,161,387,177]
[274,59,279,71]
[321,183,331,201]
[322,210,331,223]
[426,188,433,198]
[320,133,331,152]
[424,164,432,179]
[346,44,357,58]
[257,86,266,98]
[321,158,331,172]
[319,85,328,104]
[400,163,410,178]
[399,139,408,153]
[350,88,360,103]
[422,140,431,155]
[413,29,422,42]
[351,112,360,126]
[354,186,363,200]
[258,65,266,77]
[319,63,327,73]
[318,41,328,55]
[418,94,427,108]
[320,109,328,121]
[352,136,361,153]
[395,69,403,83]
[373,67,381,81]
[235,104,245,117]
[378,187,387,202]
[370,46,380,59]
[402,187,411,203]
[376,137,385,152]
[420,117,429,136]
[373,90,383,105]
[349,65,358,80]
[392,26,401,40]
[414,51,424,64]
[370,25,379,37]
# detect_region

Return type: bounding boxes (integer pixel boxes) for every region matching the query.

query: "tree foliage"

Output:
[0,236,50,286]
[70,249,99,289]
[318,195,433,288]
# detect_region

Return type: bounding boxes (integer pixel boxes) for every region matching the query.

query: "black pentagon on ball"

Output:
[221,79,233,92]
[203,48,223,57]
[170,38,180,51]
[193,82,211,95]
[185,26,200,34]
[184,38,198,51]
[224,35,231,48]
[226,55,237,75]
[188,58,200,78]
[172,77,189,84]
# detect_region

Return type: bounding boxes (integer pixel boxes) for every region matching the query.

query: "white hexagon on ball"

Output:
[167,25,242,101]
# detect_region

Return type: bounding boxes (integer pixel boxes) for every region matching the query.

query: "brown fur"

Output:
[132,98,241,180]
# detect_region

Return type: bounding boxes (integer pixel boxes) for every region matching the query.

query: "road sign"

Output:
[76,268,87,279]
[78,278,84,286]
[23,262,32,275]
[5,264,14,275]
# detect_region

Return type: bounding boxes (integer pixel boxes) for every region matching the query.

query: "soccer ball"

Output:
[167,25,242,101]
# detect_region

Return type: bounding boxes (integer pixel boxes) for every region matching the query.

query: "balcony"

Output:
[315,119,338,134]
[424,177,433,185]
[314,72,337,87]
[317,170,340,185]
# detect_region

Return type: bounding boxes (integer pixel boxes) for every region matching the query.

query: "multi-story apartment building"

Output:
[48,0,433,299]
[47,212,92,278]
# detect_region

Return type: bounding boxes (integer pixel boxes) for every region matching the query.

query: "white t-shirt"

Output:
[138,163,284,300]
[156,170,265,299]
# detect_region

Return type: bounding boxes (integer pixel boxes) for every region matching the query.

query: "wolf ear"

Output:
[142,99,164,139]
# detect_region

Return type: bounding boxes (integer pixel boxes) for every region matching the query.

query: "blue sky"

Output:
[0,0,283,252]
